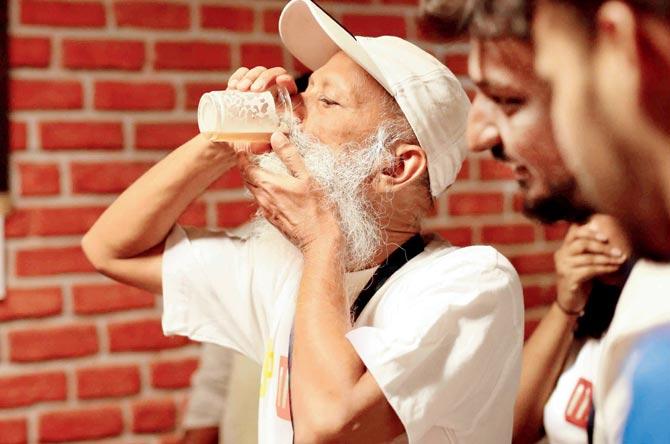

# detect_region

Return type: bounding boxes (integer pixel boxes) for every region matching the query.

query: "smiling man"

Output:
[82,0,524,442]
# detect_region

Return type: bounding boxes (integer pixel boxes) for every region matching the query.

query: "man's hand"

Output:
[238,132,343,254]
[227,65,298,95]
[554,222,627,313]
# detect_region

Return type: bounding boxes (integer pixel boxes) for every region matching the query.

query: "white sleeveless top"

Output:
[543,338,603,444]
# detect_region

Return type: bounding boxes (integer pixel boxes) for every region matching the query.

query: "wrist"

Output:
[554,298,585,317]
[191,134,237,171]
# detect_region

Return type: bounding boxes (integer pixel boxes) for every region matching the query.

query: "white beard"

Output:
[250,125,397,270]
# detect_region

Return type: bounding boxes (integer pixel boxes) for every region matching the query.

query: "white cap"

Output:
[279,0,470,196]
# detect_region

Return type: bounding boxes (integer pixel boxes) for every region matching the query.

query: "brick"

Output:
[7,207,105,238]
[511,195,524,215]
[524,285,556,309]
[71,161,153,194]
[544,221,570,241]
[434,227,473,247]
[21,0,106,27]
[0,372,66,408]
[262,9,281,34]
[179,201,207,227]
[73,283,155,315]
[184,82,227,110]
[455,159,470,181]
[216,201,258,228]
[341,14,407,38]
[210,168,244,190]
[108,318,190,352]
[40,121,123,151]
[448,192,504,215]
[10,79,82,110]
[155,41,231,71]
[510,252,556,275]
[240,43,284,68]
[63,39,145,70]
[10,121,27,151]
[10,37,51,67]
[0,287,63,321]
[39,406,123,442]
[135,122,198,150]
[382,0,418,3]
[95,81,175,111]
[18,163,60,196]
[132,399,177,433]
[115,1,189,29]
[443,53,469,76]
[77,365,140,399]
[201,6,254,31]
[479,158,515,181]
[9,324,98,362]
[0,418,27,444]
[482,224,535,244]
[16,246,95,276]
[524,318,541,341]
[150,357,199,389]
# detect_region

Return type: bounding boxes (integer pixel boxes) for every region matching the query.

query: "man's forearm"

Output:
[291,238,366,439]
[83,135,235,262]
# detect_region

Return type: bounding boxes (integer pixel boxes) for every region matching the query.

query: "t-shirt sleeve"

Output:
[161,224,267,364]
[345,246,524,442]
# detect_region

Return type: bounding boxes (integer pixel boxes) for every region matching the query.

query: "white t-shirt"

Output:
[544,338,603,444]
[161,223,524,443]
[593,260,670,444]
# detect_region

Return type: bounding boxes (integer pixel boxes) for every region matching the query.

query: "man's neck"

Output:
[363,227,421,271]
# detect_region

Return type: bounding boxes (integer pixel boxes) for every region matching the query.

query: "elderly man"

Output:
[82,0,523,442]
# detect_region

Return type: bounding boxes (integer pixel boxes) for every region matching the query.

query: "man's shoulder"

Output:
[420,238,518,281]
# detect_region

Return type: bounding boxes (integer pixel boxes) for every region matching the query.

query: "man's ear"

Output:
[376,143,427,192]
[597,1,670,133]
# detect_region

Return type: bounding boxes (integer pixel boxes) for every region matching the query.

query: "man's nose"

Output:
[467,96,502,154]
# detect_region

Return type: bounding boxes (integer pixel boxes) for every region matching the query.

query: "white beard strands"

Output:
[252,124,403,270]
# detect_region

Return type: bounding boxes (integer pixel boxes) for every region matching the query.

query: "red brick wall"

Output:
[2,0,565,442]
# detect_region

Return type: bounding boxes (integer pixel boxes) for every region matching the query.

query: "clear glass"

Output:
[197,86,293,143]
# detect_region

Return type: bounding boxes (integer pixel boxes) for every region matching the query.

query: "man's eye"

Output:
[319,96,339,106]
[493,96,526,108]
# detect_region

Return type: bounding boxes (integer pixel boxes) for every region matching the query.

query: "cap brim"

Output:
[279,0,388,90]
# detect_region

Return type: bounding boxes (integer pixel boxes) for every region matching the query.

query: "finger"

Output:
[227,67,250,90]
[231,141,271,155]
[250,67,289,92]
[563,224,581,243]
[271,132,307,177]
[574,264,624,282]
[276,74,299,95]
[236,66,268,91]
[569,254,627,267]
[239,155,288,191]
[573,223,609,243]
[568,239,624,257]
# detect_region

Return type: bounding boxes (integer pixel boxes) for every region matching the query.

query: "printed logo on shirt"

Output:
[260,341,274,398]
[276,355,292,421]
[565,377,593,428]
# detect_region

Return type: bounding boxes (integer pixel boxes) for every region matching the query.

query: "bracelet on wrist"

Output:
[555,299,585,317]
